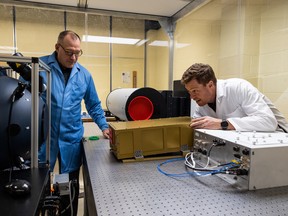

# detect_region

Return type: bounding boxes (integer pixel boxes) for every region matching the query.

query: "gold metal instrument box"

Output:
[109,117,193,160]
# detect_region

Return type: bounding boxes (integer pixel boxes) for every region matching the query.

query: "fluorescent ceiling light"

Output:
[149,40,169,47]
[0,46,17,50]
[82,35,190,48]
[148,40,190,48]
[176,43,190,48]
[135,39,149,46]
[0,46,17,54]
[82,35,140,45]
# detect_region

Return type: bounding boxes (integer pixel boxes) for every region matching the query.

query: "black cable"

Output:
[207,143,217,157]
[60,180,76,216]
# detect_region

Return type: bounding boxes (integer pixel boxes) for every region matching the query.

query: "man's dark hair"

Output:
[181,63,217,86]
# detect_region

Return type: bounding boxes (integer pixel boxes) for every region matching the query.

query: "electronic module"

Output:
[192,129,288,190]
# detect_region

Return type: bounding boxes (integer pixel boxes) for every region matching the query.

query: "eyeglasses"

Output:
[58,43,83,57]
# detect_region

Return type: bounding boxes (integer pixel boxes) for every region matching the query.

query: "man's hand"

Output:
[102,128,110,139]
[190,116,235,130]
[190,116,222,129]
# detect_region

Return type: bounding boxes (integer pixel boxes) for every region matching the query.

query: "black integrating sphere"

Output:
[0,76,48,171]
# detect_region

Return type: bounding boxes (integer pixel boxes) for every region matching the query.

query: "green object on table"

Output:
[89,136,99,140]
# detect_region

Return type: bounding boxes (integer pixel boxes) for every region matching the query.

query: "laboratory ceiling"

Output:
[2,0,208,21]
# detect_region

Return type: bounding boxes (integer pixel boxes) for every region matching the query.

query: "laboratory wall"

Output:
[174,0,288,119]
[0,0,288,119]
[0,4,169,111]
[146,29,170,91]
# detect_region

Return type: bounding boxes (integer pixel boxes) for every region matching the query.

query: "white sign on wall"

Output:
[122,72,131,83]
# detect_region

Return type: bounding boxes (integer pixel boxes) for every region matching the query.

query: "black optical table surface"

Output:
[0,167,49,216]
[84,138,288,216]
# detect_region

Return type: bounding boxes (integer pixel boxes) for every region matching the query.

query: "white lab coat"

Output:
[193,78,288,132]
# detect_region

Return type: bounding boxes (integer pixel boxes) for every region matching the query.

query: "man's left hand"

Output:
[102,129,110,139]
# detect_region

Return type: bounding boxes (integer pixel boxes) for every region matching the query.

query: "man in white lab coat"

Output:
[181,63,288,132]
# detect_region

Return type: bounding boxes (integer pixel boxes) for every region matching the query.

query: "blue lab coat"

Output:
[38,52,108,173]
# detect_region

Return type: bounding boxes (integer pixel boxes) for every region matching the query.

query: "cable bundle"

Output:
[158,142,241,178]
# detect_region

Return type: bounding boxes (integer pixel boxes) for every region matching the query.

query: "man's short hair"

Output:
[57,30,81,44]
[181,63,217,86]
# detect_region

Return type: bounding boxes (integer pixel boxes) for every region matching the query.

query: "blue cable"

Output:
[157,158,237,178]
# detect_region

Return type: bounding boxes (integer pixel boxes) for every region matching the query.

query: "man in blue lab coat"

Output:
[39,30,109,215]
